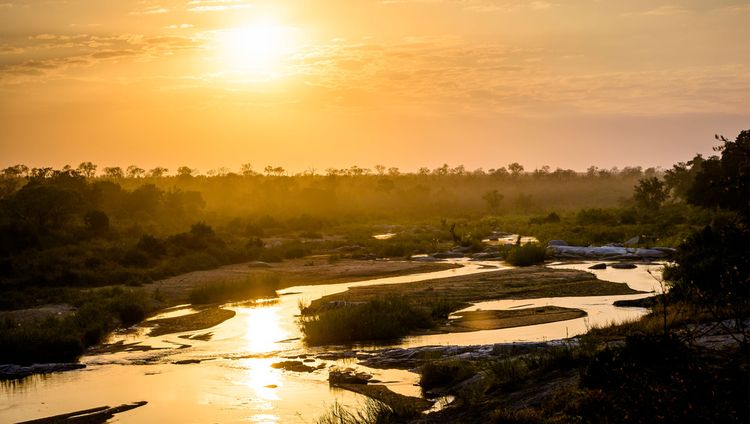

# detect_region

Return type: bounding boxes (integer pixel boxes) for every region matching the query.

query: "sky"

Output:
[0,0,748,174]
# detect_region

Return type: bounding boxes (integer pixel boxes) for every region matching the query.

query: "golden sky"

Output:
[1,0,748,173]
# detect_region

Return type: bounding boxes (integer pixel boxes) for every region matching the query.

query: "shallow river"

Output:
[0,261,662,423]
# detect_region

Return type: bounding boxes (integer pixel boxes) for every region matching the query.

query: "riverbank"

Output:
[300,266,642,344]
[0,259,459,372]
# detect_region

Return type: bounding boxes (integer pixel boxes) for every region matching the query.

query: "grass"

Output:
[420,360,478,391]
[315,399,415,424]
[505,243,547,266]
[300,295,434,345]
[0,287,152,365]
[188,274,280,304]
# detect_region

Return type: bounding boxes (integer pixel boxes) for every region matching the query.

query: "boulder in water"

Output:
[589,263,607,270]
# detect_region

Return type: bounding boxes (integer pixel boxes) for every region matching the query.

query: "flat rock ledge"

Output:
[0,363,86,380]
[316,342,562,370]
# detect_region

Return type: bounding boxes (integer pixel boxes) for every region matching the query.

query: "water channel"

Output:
[0,260,663,423]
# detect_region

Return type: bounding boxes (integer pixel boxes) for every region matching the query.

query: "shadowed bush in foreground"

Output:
[315,399,411,424]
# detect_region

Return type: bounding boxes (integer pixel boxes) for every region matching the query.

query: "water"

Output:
[0,261,662,423]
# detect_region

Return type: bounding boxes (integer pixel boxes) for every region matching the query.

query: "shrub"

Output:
[419,360,477,390]
[506,244,546,266]
[188,274,280,304]
[300,296,433,345]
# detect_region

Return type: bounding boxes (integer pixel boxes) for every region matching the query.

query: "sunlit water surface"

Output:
[0,261,662,423]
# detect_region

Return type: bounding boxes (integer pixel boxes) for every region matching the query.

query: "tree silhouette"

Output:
[177,166,195,178]
[634,177,668,210]
[508,162,524,176]
[148,167,169,178]
[482,189,504,214]
[126,165,145,179]
[103,167,124,179]
[77,162,97,178]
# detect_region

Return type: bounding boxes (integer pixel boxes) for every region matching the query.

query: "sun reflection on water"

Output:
[242,306,288,354]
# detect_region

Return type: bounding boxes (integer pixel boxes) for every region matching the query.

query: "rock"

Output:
[0,362,86,380]
[548,244,672,260]
[548,240,568,246]
[271,360,316,373]
[328,368,373,384]
[412,256,440,262]
[611,263,637,269]
[432,252,465,259]
[624,236,642,246]
[471,252,502,260]
[173,359,202,365]
[316,351,356,361]
[588,263,607,270]
[265,384,278,388]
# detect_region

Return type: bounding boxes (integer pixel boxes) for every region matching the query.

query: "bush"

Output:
[420,360,477,390]
[506,244,547,266]
[300,296,433,345]
[188,274,280,304]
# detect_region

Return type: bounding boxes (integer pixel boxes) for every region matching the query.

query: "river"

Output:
[0,260,662,423]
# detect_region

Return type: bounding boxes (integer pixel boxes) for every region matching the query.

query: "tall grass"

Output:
[300,296,433,345]
[315,399,416,424]
[505,243,547,266]
[188,274,280,304]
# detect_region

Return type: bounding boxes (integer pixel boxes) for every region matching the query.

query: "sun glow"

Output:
[216,22,297,78]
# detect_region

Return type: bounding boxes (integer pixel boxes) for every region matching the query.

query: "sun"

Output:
[216,22,297,78]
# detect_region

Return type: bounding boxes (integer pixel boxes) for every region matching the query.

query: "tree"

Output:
[2,164,29,178]
[77,162,97,178]
[126,165,145,179]
[240,163,256,177]
[666,130,749,322]
[687,131,749,220]
[103,167,124,179]
[482,189,504,214]
[508,162,524,176]
[633,177,668,210]
[374,164,386,175]
[147,167,169,178]
[387,167,400,176]
[177,166,195,178]
[84,210,110,235]
[433,164,449,176]
[664,155,703,201]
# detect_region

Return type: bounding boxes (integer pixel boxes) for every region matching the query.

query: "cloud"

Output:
[0,33,201,83]
[186,0,252,12]
[377,0,555,12]
[129,5,169,15]
[269,37,749,116]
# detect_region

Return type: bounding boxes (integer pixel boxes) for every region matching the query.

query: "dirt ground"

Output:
[146,258,460,306]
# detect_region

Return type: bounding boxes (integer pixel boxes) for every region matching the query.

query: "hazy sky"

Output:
[1,0,748,173]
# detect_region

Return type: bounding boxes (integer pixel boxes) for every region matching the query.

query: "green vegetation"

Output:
[0,130,746,374]
[505,243,547,266]
[300,267,636,345]
[299,296,435,345]
[315,399,416,424]
[398,131,749,424]
[188,274,280,304]
[0,287,152,364]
